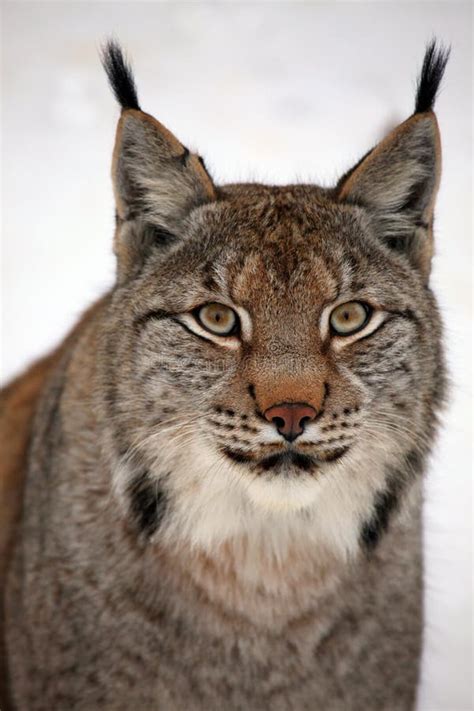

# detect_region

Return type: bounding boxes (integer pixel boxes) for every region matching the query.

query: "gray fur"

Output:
[2,46,447,711]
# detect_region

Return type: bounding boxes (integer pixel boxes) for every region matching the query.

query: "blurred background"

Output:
[1,2,472,709]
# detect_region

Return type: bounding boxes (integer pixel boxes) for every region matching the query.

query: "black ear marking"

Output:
[101,39,141,111]
[414,39,450,114]
[178,147,190,167]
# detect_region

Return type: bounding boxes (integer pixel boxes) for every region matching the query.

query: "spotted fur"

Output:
[1,41,448,710]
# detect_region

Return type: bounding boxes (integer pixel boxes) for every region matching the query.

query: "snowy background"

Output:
[1,2,472,709]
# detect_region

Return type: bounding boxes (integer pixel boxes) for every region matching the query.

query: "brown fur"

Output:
[0,298,107,708]
[0,354,56,708]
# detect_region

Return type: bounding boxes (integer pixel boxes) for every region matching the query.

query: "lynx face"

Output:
[99,43,445,561]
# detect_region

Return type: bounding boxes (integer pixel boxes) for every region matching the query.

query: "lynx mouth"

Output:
[257,451,317,472]
[221,446,349,471]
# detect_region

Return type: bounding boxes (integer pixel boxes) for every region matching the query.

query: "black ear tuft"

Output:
[101,39,140,111]
[414,39,450,114]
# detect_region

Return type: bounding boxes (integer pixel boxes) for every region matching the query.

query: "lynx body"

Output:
[1,42,448,710]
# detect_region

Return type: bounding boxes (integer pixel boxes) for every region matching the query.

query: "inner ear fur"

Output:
[337,111,442,281]
[111,108,216,277]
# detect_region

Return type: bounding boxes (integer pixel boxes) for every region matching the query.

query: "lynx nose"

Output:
[264,403,317,442]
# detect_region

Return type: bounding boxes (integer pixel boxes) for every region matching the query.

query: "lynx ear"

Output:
[102,41,216,277]
[337,41,449,280]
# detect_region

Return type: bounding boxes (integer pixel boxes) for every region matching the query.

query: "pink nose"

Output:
[264,403,317,442]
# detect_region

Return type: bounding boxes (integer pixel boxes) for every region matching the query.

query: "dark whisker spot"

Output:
[230,435,251,446]
[241,424,259,433]
[321,424,336,432]
[320,446,349,462]
[222,447,253,464]
[324,435,349,445]
[208,418,235,431]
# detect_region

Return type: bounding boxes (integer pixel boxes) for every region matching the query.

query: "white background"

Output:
[1,2,472,709]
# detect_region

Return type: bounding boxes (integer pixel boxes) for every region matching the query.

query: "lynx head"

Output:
[99,41,448,562]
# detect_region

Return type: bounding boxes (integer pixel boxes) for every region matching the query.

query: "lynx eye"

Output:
[196,303,239,336]
[330,301,370,336]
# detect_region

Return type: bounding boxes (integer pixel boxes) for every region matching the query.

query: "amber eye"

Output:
[195,303,239,336]
[330,301,370,336]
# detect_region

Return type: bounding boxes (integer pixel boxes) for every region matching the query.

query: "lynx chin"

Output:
[1,39,449,710]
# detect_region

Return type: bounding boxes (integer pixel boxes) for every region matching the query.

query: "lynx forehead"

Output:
[1,39,449,711]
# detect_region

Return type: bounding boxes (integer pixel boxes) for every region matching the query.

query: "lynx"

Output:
[0,40,449,710]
